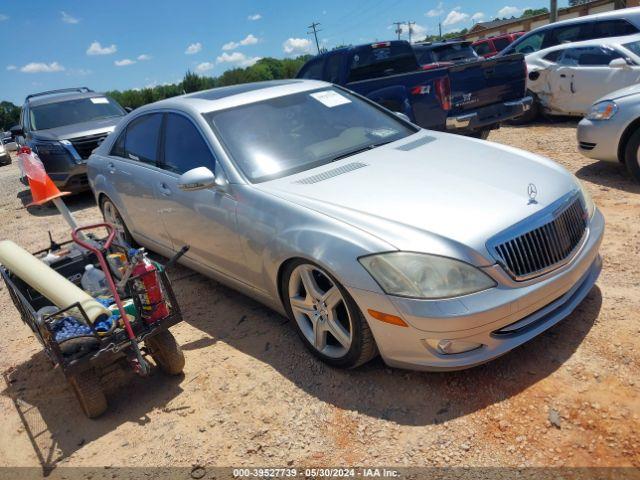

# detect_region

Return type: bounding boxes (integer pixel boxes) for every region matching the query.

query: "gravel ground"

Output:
[0,122,638,471]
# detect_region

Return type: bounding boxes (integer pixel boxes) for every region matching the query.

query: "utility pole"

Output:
[438,22,442,40]
[307,22,322,54]
[392,21,403,40]
[407,21,416,43]
[550,0,557,23]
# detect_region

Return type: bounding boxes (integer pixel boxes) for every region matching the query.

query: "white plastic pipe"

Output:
[0,240,110,323]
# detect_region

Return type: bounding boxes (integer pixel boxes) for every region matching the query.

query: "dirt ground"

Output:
[0,122,638,473]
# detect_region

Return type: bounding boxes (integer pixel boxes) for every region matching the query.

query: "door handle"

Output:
[107,163,116,174]
[159,182,172,196]
[560,74,567,78]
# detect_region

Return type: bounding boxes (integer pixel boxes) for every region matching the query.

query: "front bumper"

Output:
[577,118,621,163]
[348,208,604,371]
[446,96,533,133]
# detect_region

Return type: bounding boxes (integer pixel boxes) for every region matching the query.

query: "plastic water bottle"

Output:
[81,264,109,296]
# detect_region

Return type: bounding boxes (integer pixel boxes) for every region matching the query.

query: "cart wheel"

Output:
[146,331,185,375]
[68,370,108,419]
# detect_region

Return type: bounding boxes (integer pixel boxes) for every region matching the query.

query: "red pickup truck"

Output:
[472,32,524,58]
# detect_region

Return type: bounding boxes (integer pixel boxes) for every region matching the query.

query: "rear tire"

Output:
[146,331,185,375]
[624,129,640,183]
[68,369,107,419]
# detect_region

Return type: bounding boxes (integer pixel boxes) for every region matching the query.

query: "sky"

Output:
[0,0,569,104]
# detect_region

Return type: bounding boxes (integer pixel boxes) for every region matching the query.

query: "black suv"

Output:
[11,87,127,192]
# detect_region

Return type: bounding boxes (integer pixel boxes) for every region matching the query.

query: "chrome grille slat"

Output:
[489,197,587,281]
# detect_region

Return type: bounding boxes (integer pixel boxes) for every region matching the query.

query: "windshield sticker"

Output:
[310,91,351,108]
[368,128,398,138]
[90,97,109,104]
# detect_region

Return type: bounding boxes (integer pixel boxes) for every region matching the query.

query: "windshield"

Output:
[29,96,126,131]
[432,44,477,62]
[205,87,415,183]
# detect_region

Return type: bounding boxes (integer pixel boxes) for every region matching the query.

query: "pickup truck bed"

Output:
[297,40,532,136]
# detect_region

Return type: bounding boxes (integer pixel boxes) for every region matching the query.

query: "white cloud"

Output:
[185,42,202,55]
[0,14,8,21]
[6,65,16,71]
[114,58,135,67]
[195,62,215,72]
[222,34,259,51]
[408,23,427,41]
[426,2,444,17]
[216,52,261,67]
[248,13,261,21]
[497,6,522,17]
[61,11,79,24]
[443,8,470,26]
[87,41,117,55]
[20,62,65,73]
[137,54,152,61]
[283,37,311,55]
[471,12,485,21]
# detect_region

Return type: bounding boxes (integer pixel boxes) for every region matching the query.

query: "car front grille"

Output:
[489,196,588,281]
[68,132,109,159]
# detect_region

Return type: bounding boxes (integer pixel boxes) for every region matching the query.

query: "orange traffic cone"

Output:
[26,175,70,207]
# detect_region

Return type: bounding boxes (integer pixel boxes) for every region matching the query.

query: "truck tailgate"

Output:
[448,53,526,115]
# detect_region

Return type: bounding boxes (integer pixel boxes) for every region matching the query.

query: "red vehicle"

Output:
[472,32,524,58]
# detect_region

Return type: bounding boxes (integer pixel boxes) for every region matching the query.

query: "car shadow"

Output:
[575,159,640,194]
[1,353,183,476]
[16,189,96,216]
[168,265,602,427]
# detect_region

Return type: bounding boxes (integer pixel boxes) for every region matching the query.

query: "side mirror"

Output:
[178,167,216,192]
[609,58,630,69]
[9,125,23,138]
[394,112,411,122]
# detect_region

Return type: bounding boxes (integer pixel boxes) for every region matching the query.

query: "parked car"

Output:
[413,40,480,69]
[525,35,640,118]
[578,82,640,182]
[499,6,640,57]
[0,141,10,166]
[11,87,127,192]
[88,80,604,371]
[473,32,524,58]
[1,136,17,152]
[297,40,531,139]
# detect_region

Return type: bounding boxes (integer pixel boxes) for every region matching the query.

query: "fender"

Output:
[364,85,414,120]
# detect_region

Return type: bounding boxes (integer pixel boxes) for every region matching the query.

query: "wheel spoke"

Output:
[299,267,323,301]
[322,286,342,310]
[313,317,327,350]
[326,313,351,348]
[290,296,315,317]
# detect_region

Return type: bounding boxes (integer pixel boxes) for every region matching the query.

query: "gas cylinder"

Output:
[131,256,169,323]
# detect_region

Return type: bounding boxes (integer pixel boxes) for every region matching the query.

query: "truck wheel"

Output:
[68,369,107,418]
[146,331,185,375]
[623,129,640,183]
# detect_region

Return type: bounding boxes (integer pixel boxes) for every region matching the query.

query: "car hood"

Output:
[597,83,640,102]
[31,116,124,141]
[257,131,579,263]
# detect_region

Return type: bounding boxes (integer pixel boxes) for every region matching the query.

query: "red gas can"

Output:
[131,257,169,323]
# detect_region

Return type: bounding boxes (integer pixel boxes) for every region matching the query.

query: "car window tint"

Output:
[593,19,638,38]
[299,58,325,80]
[545,25,582,49]
[473,42,492,56]
[544,50,562,63]
[324,54,342,83]
[514,32,545,54]
[162,113,215,174]
[347,43,418,82]
[123,113,162,164]
[493,37,510,51]
[111,130,126,157]
[560,46,622,66]
[623,39,640,59]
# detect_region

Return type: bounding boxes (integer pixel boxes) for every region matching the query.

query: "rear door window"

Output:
[161,113,215,174]
[122,113,162,164]
[543,24,583,49]
[298,58,325,80]
[512,31,546,54]
[593,19,638,38]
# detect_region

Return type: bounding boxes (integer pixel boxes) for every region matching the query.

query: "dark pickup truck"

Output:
[297,40,532,138]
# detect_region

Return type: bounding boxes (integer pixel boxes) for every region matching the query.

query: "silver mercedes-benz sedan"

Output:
[88,79,604,371]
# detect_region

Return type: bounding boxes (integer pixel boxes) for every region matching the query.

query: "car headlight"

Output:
[31,139,68,156]
[359,252,496,299]
[576,178,595,219]
[586,100,618,120]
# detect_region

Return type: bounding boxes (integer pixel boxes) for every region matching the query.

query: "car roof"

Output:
[135,79,331,115]
[414,40,471,49]
[27,91,110,107]
[531,31,640,55]
[531,6,640,32]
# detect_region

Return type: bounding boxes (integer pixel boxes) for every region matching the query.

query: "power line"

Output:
[307,22,322,54]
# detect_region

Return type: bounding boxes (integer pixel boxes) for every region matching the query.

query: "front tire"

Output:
[624,129,640,183]
[100,196,136,246]
[281,260,377,369]
[146,331,185,375]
